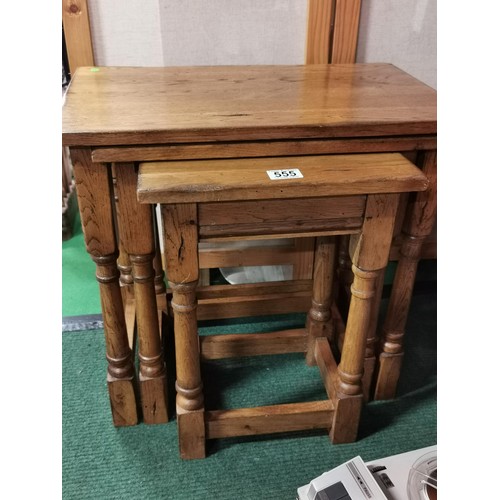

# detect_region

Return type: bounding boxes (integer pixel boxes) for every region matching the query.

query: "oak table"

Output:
[137,153,428,459]
[62,64,437,425]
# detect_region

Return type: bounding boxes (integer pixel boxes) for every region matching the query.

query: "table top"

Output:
[62,64,436,147]
[138,153,428,204]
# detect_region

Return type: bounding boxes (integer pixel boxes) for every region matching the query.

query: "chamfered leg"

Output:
[331,193,400,443]
[375,150,437,400]
[161,203,206,459]
[114,162,168,424]
[70,147,138,426]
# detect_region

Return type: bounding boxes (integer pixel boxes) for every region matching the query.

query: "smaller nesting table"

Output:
[137,152,428,459]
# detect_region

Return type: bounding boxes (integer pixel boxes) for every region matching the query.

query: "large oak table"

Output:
[62,64,437,426]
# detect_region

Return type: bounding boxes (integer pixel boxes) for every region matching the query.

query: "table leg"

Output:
[152,207,166,295]
[111,165,134,288]
[331,193,399,443]
[70,148,138,426]
[334,239,384,401]
[362,269,385,401]
[114,163,168,424]
[161,203,206,459]
[336,235,354,317]
[110,164,136,349]
[375,150,437,400]
[305,236,335,365]
[117,247,134,287]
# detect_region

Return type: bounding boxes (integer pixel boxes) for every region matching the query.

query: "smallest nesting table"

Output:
[138,152,428,459]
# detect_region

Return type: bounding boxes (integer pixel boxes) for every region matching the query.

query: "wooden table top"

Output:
[62,64,436,147]
[138,153,428,204]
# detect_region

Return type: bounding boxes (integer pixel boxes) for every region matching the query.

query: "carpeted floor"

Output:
[63,210,436,499]
[62,294,436,499]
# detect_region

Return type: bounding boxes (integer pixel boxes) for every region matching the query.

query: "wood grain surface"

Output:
[62,64,436,146]
[305,0,334,64]
[138,153,428,204]
[331,0,362,64]
[62,0,94,74]
[90,136,437,163]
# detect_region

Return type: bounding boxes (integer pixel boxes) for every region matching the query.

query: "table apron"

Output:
[91,135,437,163]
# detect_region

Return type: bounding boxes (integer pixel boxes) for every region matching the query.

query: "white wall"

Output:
[86,0,436,87]
[159,0,307,66]
[88,0,164,66]
[87,0,307,67]
[357,0,436,89]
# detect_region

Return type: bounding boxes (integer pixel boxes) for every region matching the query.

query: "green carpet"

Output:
[62,212,101,316]
[62,210,436,499]
[62,293,436,499]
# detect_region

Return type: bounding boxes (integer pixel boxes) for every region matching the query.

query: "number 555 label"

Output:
[266,168,303,180]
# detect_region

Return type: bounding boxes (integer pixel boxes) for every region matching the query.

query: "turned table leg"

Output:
[362,270,385,401]
[336,235,354,317]
[152,207,168,336]
[305,236,336,365]
[161,203,206,459]
[152,207,166,295]
[114,163,168,424]
[70,148,138,426]
[110,164,136,349]
[331,194,400,443]
[111,165,134,289]
[375,150,437,400]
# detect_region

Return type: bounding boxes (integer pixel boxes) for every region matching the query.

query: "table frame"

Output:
[69,133,436,424]
[65,61,437,423]
[136,151,427,458]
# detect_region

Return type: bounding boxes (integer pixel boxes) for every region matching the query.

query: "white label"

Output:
[266,168,303,180]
